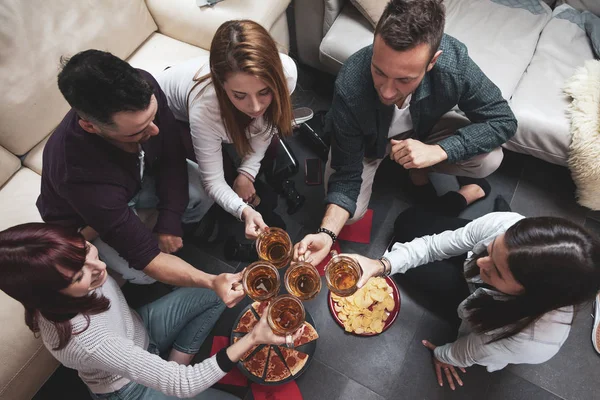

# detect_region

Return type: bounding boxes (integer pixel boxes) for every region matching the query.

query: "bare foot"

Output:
[458,184,485,205]
[409,169,430,186]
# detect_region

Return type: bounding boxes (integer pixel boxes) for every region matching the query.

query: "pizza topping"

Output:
[233,309,258,333]
[265,348,291,382]
[244,346,270,378]
[278,346,309,376]
[294,322,319,347]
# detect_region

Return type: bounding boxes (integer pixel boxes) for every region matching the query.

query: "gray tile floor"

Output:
[34,62,600,400]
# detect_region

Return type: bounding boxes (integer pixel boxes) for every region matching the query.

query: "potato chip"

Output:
[332,277,395,334]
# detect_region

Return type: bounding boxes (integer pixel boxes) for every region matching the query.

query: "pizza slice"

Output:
[251,300,269,318]
[232,336,257,361]
[294,322,319,347]
[243,345,270,379]
[265,347,292,382]
[233,309,258,333]
[278,346,309,376]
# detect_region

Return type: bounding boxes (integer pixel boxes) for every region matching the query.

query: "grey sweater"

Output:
[326,35,518,217]
[38,276,226,397]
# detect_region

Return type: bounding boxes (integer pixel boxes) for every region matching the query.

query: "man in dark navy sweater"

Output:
[37,50,243,306]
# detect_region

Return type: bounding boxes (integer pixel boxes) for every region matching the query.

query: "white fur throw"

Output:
[564,60,600,210]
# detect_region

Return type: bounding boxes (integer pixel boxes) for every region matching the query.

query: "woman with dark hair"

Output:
[157,20,296,247]
[345,207,600,390]
[0,223,301,399]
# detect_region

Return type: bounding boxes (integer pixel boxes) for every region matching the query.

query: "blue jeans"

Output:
[95,159,214,284]
[91,287,233,400]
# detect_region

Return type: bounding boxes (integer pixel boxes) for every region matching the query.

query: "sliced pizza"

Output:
[232,336,257,361]
[251,300,269,318]
[233,309,258,333]
[278,346,309,376]
[243,345,270,379]
[265,347,292,382]
[294,322,319,347]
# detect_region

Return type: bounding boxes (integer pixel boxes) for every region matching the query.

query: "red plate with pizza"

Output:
[327,276,400,336]
[230,302,317,385]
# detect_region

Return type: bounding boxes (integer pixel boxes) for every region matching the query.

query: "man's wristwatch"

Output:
[316,227,337,245]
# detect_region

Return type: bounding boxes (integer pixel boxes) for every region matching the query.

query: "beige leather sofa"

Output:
[0,1,290,398]
[294,0,600,166]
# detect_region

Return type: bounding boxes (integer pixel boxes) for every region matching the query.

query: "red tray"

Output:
[327,276,400,336]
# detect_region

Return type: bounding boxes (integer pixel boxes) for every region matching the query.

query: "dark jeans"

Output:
[393,207,472,327]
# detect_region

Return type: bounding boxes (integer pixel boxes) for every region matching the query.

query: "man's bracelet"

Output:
[316,227,337,245]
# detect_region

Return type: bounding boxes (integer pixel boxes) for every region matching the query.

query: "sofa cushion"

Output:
[320,2,375,73]
[0,0,157,156]
[350,0,386,28]
[0,146,20,188]
[23,135,50,176]
[507,4,595,165]
[0,289,59,400]
[0,168,42,232]
[444,0,552,100]
[127,33,210,77]
[145,0,290,51]
[560,0,600,16]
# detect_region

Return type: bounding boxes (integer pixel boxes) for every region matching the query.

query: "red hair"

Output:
[0,223,110,349]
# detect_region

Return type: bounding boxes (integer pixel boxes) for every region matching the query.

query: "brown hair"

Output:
[189,20,293,157]
[0,223,110,350]
[374,0,445,58]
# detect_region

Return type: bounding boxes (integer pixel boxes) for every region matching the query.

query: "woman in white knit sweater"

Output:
[157,20,297,243]
[0,223,299,399]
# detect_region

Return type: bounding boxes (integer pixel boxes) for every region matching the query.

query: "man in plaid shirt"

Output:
[294,0,517,267]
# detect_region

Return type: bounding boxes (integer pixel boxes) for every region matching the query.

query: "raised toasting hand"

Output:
[242,206,268,240]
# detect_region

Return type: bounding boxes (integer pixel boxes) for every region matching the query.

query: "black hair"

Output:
[465,217,600,342]
[57,49,153,125]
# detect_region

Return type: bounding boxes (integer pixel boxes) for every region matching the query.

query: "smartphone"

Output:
[304,158,322,185]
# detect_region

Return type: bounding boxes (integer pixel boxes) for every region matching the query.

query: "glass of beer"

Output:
[324,254,362,297]
[284,261,322,301]
[255,227,292,269]
[242,261,281,302]
[267,294,305,347]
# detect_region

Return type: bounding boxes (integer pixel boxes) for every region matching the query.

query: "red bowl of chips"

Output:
[327,276,400,336]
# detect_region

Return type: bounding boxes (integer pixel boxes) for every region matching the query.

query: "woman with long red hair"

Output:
[0,223,299,399]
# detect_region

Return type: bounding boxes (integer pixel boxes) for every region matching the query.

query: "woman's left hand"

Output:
[233,174,256,204]
[422,340,466,390]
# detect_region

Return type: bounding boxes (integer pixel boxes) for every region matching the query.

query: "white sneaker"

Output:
[593,292,600,354]
[292,107,314,127]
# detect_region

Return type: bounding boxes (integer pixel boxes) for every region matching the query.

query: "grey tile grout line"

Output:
[308,358,386,400]
[508,162,524,207]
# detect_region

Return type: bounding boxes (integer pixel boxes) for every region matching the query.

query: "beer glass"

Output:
[241,261,281,302]
[255,227,292,269]
[284,261,321,301]
[324,254,362,297]
[267,294,305,347]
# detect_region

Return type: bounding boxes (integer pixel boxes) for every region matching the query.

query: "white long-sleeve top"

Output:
[37,276,226,397]
[157,54,298,219]
[384,212,573,372]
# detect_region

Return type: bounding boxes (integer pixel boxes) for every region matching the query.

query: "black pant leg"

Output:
[391,207,472,325]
